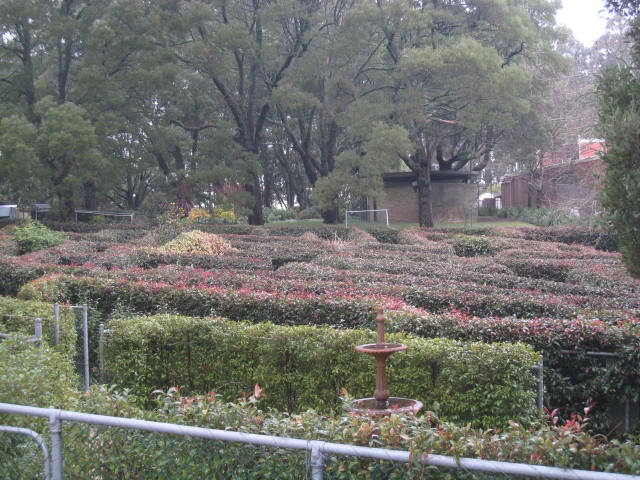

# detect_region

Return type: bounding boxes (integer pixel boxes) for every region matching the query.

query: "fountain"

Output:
[347,308,423,416]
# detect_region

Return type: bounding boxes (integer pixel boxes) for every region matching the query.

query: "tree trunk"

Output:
[263,168,274,208]
[416,169,434,228]
[83,180,97,210]
[247,174,264,225]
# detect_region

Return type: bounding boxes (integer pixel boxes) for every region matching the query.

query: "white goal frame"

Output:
[345,209,389,227]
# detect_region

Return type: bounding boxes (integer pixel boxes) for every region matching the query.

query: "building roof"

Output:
[383,171,479,183]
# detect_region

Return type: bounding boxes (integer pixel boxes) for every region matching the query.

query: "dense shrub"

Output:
[0,256,46,295]
[0,296,77,358]
[499,258,571,283]
[366,226,400,244]
[297,205,322,219]
[157,230,238,255]
[13,221,66,254]
[452,235,498,257]
[519,226,618,252]
[104,314,539,427]
[32,387,634,479]
[0,338,79,413]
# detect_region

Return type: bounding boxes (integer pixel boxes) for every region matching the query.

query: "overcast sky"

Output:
[557,0,611,46]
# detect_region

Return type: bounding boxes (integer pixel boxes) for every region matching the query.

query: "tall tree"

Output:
[370,0,560,226]
[598,0,640,277]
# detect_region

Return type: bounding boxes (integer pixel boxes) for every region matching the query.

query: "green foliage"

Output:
[598,66,640,277]
[13,221,66,254]
[453,236,498,257]
[103,314,539,428]
[0,337,79,411]
[0,256,46,295]
[0,296,77,358]
[496,207,585,227]
[500,259,570,283]
[366,226,400,244]
[263,207,298,222]
[4,383,640,479]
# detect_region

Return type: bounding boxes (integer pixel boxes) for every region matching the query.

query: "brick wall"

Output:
[501,157,603,215]
[377,181,477,223]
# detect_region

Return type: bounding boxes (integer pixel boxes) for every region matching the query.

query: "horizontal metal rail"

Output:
[0,403,638,480]
[0,425,51,480]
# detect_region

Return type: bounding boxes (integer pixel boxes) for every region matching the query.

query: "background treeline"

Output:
[0,0,626,226]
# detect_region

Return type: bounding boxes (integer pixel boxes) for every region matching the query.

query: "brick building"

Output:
[372,171,478,223]
[501,140,605,216]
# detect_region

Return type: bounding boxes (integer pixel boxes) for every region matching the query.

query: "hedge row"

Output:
[18,274,639,354]
[103,314,539,427]
[0,296,77,358]
[0,256,46,295]
[18,274,639,432]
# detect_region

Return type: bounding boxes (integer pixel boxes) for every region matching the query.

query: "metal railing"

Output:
[0,425,50,479]
[0,317,43,343]
[1,402,638,480]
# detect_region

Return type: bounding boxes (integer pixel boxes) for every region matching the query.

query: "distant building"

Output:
[371,171,478,224]
[501,140,604,216]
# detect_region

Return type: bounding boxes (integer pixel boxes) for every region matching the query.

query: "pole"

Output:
[98,323,104,383]
[49,413,63,480]
[309,441,325,480]
[82,305,89,391]
[54,303,60,346]
[34,318,42,342]
[538,355,544,411]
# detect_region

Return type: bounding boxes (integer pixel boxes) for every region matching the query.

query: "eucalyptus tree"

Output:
[0,0,107,214]
[335,0,558,226]
[166,0,327,224]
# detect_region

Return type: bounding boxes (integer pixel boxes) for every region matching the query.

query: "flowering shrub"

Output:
[157,230,238,256]
[186,207,212,223]
[213,206,236,223]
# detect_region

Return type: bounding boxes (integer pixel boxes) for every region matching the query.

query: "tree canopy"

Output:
[0,0,579,224]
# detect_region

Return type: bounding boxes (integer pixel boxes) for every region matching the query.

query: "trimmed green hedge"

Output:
[18,274,378,328]
[0,256,46,295]
[103,314,539,428]
[0,296,77,358]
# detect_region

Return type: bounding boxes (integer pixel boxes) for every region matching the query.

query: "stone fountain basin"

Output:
[355,343,407,357]
[346,397,423,416]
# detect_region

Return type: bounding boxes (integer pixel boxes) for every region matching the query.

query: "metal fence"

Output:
[1,402,639,480]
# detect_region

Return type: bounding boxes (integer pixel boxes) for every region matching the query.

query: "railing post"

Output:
[309,441,325,480]
[34,318,43,342]
[537,354,544,411]
[624,397,630,432]
[49,413,63,480]
[98,323,105,383]
[72,305,90,391]
[54,303,60,346]
[82,305,89,391]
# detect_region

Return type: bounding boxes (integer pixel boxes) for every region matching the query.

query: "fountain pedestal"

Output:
[346,308,423,416]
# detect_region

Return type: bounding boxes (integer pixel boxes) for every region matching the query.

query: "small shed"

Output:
[31,203,52,220]
[374,171,478,224]
[0,205,18,219]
